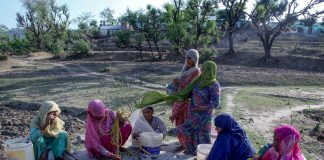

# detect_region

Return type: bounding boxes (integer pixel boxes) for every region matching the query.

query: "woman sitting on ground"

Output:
[257,124,305,160]
[85,99,132,160]
[207,113,255,160]
[132,106,167,139]
[30,101,70,160]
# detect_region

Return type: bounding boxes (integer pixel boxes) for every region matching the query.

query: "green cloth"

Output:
[30,128,69,160]
[138,61,217,108]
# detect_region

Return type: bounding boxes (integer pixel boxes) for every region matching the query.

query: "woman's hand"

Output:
[133,132,141,139]
[169,115,175,123]
[41,114,55,131]
[108,153,121,160]
[173,78,180,85]
[192,105,208,112]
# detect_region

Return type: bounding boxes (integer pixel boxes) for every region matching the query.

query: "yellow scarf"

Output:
[30,101,65,137]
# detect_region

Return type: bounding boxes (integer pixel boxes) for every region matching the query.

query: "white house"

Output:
[99,21,133,37]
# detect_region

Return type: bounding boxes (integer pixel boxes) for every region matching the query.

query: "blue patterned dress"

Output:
[178,81,221,155]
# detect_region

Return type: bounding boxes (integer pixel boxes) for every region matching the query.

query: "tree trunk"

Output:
[227,31,235,55]
[153,41,161,59]
[146,39,155,60]
[260,41,278,65]
[139,47,143,62]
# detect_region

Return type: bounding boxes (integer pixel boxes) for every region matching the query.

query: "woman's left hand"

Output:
[192,105,208,112]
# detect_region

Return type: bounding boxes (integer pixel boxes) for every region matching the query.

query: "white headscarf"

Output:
[180,49,200,79]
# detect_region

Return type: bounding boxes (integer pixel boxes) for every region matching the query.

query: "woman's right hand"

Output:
[169,115,175,123]
[108,154,121,160]
[173,78,180,85]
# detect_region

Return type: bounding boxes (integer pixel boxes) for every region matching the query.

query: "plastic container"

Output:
[196,144,213,160]
[138,132,163,157]
[140,146,161,156]
[4,138,34,160]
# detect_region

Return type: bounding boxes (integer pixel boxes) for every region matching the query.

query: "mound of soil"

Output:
[0,101,86,159]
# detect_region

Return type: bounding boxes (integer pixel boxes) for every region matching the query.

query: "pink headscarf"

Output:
[261,125,303,160]
[85,99,116,157]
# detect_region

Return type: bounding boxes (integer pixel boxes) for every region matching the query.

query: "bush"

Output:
[49,40,65,55]
[9,38,30,55]
[72,40,90,56]
[200,47,218,63]
[0,42,9,54]
[0,54,8,61]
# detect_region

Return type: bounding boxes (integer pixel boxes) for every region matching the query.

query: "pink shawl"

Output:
[85,99,116,156]
[262,125,303,160]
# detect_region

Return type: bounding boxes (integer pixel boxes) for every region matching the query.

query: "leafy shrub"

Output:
[99,66,111,73]
[0,54,8,61]
[0,42,9,54]
[72,40,90,56]
[49,40,65,55]
[9,38,30,55]
[200,47,218,63]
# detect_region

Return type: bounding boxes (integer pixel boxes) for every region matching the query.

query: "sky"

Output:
[0,0,323,29]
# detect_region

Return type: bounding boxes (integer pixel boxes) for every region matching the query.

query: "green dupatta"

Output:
[137,61,217,108]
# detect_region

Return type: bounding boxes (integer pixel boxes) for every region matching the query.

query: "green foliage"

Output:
[100,8,117,25]
[72,40,90,56]
[99,66,111,73]
[48,40,64,55]
[249,0,322,63]
[0,54,8,61]
[301,17,317,27]
[0,25,10,55]
[9,38,30,55]
[89,20,100,39]
[199,47,218,63]
[17,0,70,53]
[115,30,131,49]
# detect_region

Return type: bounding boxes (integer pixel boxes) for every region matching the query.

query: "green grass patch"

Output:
[245,129,268,151]
[234,87,321,111]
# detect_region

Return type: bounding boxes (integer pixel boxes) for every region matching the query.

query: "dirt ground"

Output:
[0,34,323,159]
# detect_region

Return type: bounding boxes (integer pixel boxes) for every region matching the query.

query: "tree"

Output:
[73,12,94,24]
[0,25,10,55]
[185,0,219,48]
[301,17,317,33]
[47,0,70,54]
[218,0,248,55]
[89,20,100,38]
[115,30,145,61]
[146,5,164,59]
[17,0,53,49]
[121,9,156,60]
[163,0,190,57]
[249,0,323,64]
[100,8,117,25]
[17,0,70,53]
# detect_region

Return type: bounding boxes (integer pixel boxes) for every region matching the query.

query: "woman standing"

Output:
[85,99,132,160]
[169,49,201,151]
[30,101,70,160]
[179,61,220,155]
[138,60,221,155]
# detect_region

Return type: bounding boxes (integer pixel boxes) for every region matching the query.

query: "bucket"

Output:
[196,144,213,160]
[138,132,163,157]
[140,146,161,156]
[4,138,34,160]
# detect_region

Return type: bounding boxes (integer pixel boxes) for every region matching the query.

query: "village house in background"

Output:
[291,21,324,34]
[99,21,133,37]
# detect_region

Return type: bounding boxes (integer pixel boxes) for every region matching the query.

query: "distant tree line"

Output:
[0,0,323,64]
